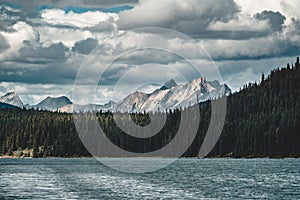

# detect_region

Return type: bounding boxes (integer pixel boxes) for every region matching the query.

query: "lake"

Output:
[0,158,299,199]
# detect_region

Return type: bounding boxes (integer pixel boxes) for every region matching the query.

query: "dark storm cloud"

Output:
[72,38,98,54]
[255,10,286,32]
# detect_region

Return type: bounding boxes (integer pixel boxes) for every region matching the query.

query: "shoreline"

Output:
[0,155,298,159]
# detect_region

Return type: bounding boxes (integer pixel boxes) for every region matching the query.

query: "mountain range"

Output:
[0,77,231,113]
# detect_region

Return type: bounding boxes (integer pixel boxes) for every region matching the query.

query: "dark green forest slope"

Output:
[0,58,300,158]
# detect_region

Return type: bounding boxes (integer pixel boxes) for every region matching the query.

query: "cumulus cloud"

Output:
[0,0,137,18]
[19,42,68,63]
[208,14,270,32]
[280,0,300,21]
[0,34,9,52]
[0,21,39,62]
[72,38,98,54]
[116,0,292,41]
[40,9,118,28]
[255,10,286,31]
[36,26,93,47]
[0,5,27,31]
[86,17,116,32]
[117,0,239,36]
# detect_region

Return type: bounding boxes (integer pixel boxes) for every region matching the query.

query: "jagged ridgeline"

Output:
[0,58,300,158]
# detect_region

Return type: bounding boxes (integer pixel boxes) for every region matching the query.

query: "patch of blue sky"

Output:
[2,3,22,10]
[38,5,54,11]
[36,5,133,14]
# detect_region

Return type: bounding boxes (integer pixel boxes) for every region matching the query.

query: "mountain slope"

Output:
[0,92,24,108]
[116,92,150,113]
[34,96,72,111]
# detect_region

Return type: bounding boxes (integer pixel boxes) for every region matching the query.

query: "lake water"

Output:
[0,158,299,199]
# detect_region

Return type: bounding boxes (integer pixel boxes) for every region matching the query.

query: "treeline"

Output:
[0,58,300,158]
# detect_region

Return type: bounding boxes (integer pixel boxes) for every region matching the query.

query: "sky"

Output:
[0,0,300,105]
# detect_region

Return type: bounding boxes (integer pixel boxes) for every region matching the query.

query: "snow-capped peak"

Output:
[33,96,72,111]
[115,77,231,113]
[0,92,24,108]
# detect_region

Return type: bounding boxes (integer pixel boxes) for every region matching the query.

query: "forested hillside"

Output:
[0,58,299,158]
[209,58,300,157]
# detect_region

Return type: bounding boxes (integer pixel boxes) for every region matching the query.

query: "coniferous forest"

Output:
[0,58,300,158]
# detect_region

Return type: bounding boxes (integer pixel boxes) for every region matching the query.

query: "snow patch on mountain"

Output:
[33,96,72,111]
[0,92,24,108]
[58,101,117,113]
[116,92,150,113]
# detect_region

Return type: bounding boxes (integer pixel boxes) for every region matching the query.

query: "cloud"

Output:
[0,21,39,61]
[255,10,286,31]
[99,29,299,61]
[115,49,183,65]
[40,9,118,28]
[36,26,93,47]
[86,17,116,32]
[0,54,83,85]
[280,0,300,21]
[116,0,290,41]
[208,15,270,32]
[19,42,68,63]
[0,5,27,31]
[200,37,282,59]
[0,34,9,52]
[117,0,240,37]
[234,0,283,15]
[0,0,138,18]
[202,36,300,60]
[72,38,98,54]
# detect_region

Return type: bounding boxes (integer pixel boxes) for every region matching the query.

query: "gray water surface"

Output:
[0,158,299,199]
